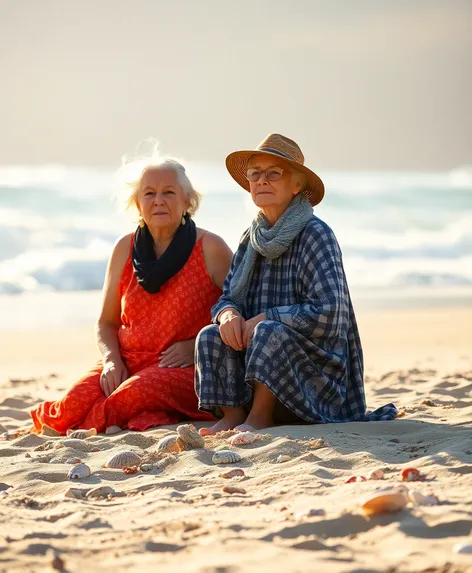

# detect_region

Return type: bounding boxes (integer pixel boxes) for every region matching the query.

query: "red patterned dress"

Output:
[30,235,220,433]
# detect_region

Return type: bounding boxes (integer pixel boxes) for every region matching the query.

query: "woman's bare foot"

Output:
[199,407,247,436]
[239,412,274,431]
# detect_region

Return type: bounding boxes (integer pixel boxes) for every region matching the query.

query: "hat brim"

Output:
[225,150,325,207]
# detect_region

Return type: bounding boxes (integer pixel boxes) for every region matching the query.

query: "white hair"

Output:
[118,140,201,222]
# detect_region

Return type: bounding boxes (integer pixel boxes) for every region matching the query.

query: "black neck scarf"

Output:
[132,215,197,294]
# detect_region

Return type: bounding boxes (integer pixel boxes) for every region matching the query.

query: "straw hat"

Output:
[225,133,324,206]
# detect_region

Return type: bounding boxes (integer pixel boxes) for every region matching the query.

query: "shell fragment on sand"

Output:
[361,489,408,516]
[228,432,256,446]
[177,424,205,449]
[212,450,242,465]
[408,490,439,506]
[86,486,116,499]
[104,450,142,469]
[64,487,87,499]
[66,428,97,440]
[276,455,292,463]
[219,469,245,479]
[67,463,91,480]
[367,469,385,480]
[222,486,246,495]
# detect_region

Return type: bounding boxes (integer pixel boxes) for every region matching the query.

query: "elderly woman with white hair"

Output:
[196,134,397,435]
[31,146,232,433]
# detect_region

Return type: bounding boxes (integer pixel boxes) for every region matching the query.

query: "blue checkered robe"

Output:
[195,216,397,423]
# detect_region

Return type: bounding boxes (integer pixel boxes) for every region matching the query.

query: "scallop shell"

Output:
[361,490,408,516]
[408,489,439,506]
[367,469,385,480]
[219,468,245,479]
[177,424,205,449]
[68,463,91,480]
[66,428,97,440]
[212,450,242,465]
[228,432,256,446]
[104,450,142,469]
[61,439,93,452]
[156,434,184,453]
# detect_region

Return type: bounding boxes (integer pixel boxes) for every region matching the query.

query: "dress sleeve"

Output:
[210,230,250,322]
[265,221,349,343]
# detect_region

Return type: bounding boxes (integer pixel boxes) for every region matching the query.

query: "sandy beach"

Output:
[1,299,472,573]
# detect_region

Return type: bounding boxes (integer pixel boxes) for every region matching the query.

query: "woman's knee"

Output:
[196,324,222,352]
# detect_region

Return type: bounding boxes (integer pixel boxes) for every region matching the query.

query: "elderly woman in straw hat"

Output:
[195,134,397,434]
[30,146,232,434]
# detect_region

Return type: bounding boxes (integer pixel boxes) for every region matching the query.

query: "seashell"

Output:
[122,465,140,474]
[68,463,91,480]
[64,487,86,499]
[346,475,367,484]
[66,428,97,440]
[41,424,62,437]
[277,455,292,463]
[177,424,205,449]
[309,437,328,449]
[453,543,472,554]
[219,468,245,479]
[65,457,82,464]
[61,439,92,452]
[367,469,385,480]
[222,486,246,495]
[104,450,142,469]
[105,425,122,435]
[228,432,256,446]
[156,434,185,453]
[212,450,242,465]
[86,486,116,499]
[140,464,153,472]
[361,489,408,516]
[34,440,55,452]
[49,457,62,464]
[401,467,423,482]
[408,490,439,506]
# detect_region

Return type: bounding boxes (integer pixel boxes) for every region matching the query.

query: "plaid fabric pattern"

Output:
[195,216,397,423]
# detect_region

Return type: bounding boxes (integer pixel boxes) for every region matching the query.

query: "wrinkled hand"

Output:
[218,308,245,351]
[242,313,266,347]
[100,358,128,397]
[159,339,196,368]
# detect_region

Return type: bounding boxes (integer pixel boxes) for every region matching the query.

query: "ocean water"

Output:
[0,163,471,298]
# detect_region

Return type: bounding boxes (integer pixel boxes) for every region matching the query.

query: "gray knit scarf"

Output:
[229,194,313,306]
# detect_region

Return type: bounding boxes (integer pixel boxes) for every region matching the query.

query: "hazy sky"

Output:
[1,0,471,169]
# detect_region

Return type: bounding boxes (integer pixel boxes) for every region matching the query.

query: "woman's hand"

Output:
[218,308,245,351]
[100,358,128,397]
[242,313,266,347]
[159,339,196,368]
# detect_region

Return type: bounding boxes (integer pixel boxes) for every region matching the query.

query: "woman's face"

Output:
[247,154,300,213]
[137,167,189,231]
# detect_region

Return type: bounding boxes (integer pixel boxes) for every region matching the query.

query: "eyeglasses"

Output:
[245,166,289,182]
